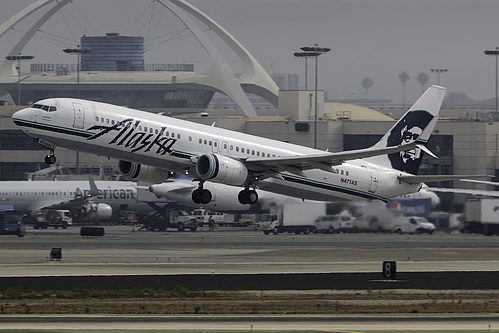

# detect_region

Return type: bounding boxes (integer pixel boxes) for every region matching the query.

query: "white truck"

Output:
[392,216,436,234]
[259,202,326,235]
[463,199,499,236]
[314,210,355,233]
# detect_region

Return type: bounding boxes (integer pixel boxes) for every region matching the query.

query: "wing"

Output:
[40,197,92,210]
[427,187,499,197]
[244,142,420,176]
[29,175,101,211]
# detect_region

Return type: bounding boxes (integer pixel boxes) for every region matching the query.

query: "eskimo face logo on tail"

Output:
[387,110,434,174]
[86,119,176,155]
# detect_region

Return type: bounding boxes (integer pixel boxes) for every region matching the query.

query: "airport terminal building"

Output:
[1,0,498,210]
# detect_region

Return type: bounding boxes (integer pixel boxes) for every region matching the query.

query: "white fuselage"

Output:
[0,180,151,213]
[12,98,422,202]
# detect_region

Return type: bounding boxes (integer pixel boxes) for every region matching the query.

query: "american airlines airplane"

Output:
[0,177,154,220]
[11,85,485,205]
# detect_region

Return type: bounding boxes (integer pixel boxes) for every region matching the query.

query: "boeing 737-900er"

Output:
[0,176,154,221]
[11,85,487,205]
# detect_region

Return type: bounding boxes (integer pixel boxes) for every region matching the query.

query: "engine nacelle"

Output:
[196,153,248,186]
[85,202,113,221]
[118,160,171,184]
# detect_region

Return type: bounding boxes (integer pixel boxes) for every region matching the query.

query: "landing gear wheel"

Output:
[201,189,212,204]
[45,154,56,165]
[192,189,202,204]
[192,188,212,204]
[238,189,258,205]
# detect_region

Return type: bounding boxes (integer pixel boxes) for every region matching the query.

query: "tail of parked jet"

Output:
[365,85,446,175]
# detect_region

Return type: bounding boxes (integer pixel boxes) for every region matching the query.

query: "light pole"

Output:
[294,45,331,149]
[430,68,448,85]
[5,54,34,105]
[484,47,499,113]
[293,52,314,90]
[63,46,91,98]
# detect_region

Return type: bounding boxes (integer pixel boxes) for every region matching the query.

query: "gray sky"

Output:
[1,0,499,104]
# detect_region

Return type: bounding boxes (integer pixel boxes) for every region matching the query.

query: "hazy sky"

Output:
[1,0,499,104]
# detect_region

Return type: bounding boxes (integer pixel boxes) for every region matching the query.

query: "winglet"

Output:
[88,175,100,197]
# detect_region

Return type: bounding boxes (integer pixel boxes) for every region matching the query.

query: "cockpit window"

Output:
[32,104,57,112]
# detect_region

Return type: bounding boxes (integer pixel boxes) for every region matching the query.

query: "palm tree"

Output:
[361,77,373,102]
[417,72,429,94]
[398,71,410,106]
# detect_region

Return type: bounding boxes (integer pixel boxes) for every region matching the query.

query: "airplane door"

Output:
[212,139,219,153]
[72,102,85,128]
[369,167,379,193]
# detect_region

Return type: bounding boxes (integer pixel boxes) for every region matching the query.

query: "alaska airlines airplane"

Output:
[0,177,153,220]
[11,85,484,205]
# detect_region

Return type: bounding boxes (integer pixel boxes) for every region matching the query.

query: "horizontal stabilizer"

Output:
[398,174,492,184]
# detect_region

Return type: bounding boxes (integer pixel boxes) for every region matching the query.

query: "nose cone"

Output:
[12,107,32,126]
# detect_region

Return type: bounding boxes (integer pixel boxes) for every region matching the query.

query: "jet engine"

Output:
[118,160,171,184]
[196,153,248,186]
[85,202,113,221]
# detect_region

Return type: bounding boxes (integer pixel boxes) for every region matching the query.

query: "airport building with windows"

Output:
[1,0,498,211]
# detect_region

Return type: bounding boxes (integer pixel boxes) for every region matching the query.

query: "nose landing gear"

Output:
[44,151,56,165]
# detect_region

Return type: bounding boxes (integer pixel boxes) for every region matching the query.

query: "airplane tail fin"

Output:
[366,85,446,175]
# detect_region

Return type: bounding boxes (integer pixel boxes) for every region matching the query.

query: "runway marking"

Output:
[320,331,366,333]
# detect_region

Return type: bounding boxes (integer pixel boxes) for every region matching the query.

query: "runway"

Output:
[2,314,499,331]
[2,225,499,277]
[2,225,499,331]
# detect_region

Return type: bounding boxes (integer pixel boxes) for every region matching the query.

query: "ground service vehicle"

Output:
[314,211,355,233]
[139,208,198,232]
[0,205,26,237]
[393,216,435,234]
[32,209,71,229]
[260,202,326,235]
[463,199,499,235]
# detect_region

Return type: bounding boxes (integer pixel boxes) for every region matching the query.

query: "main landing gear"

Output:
[191,181,212,204]
[238,188,258,205]
[191,182,259,205]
